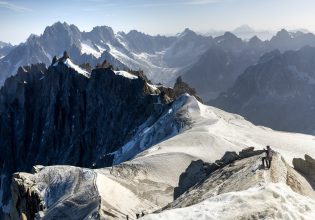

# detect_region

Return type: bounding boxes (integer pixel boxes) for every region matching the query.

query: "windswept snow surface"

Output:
[64,58,89,77]
[142,183,315,220]
[114,70,138,79]
[133,95,315,166]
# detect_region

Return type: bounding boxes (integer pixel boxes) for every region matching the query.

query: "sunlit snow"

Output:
[64,58,89,77]
[80,40,102,58]
[114,70,138,79]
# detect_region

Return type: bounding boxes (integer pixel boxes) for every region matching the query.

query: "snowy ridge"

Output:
[135,96,315,165]
[142,151,315,220]
[52,58,90,77]
[64,58,89,77]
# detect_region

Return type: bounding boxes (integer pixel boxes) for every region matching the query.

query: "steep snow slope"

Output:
[9,95,315,219]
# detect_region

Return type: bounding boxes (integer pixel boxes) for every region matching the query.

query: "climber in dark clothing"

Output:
[262,146,273,169]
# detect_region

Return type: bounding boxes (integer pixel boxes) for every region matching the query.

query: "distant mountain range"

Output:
[210,46,315,134]
[0,22,211,87]
[2,22,315,102]
[182,28,315,101]
[206,25,275,40]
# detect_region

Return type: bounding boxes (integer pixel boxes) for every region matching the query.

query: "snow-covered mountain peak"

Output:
[233,24,256,33]
[43,21,80,38]
[85,25,116,44]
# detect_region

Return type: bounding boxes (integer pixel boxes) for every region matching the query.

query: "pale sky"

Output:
[1,0,315,44]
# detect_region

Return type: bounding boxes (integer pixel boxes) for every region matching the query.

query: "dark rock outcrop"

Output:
[0,62,170,215]
[293,155,315,189]
[173,76,203,103]
[174,148,262,199]
[239,147,265,158]
[10,173,44,220]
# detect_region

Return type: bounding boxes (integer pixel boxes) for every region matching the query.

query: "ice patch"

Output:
[114,71,138,79]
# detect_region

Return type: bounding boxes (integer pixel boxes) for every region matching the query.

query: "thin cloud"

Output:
[135,0,221,7]
[0,1,30,12]
[76,0,222,11]
[184,0,220,5]
[81,0,222,8]
[125,0,221,8]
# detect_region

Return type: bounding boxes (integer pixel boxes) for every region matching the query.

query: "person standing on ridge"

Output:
[262,145,273,169]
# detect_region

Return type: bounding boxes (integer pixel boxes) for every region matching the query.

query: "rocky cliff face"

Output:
[0,61,173,216]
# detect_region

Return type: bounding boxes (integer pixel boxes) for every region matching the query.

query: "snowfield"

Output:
[9,95,315,219]
[133,95,315,166]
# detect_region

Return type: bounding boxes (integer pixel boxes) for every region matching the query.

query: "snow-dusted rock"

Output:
[144,153,315,220]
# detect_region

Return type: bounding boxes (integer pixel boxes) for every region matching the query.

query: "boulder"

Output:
[293,154,315,189]
[239,147,264,159]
